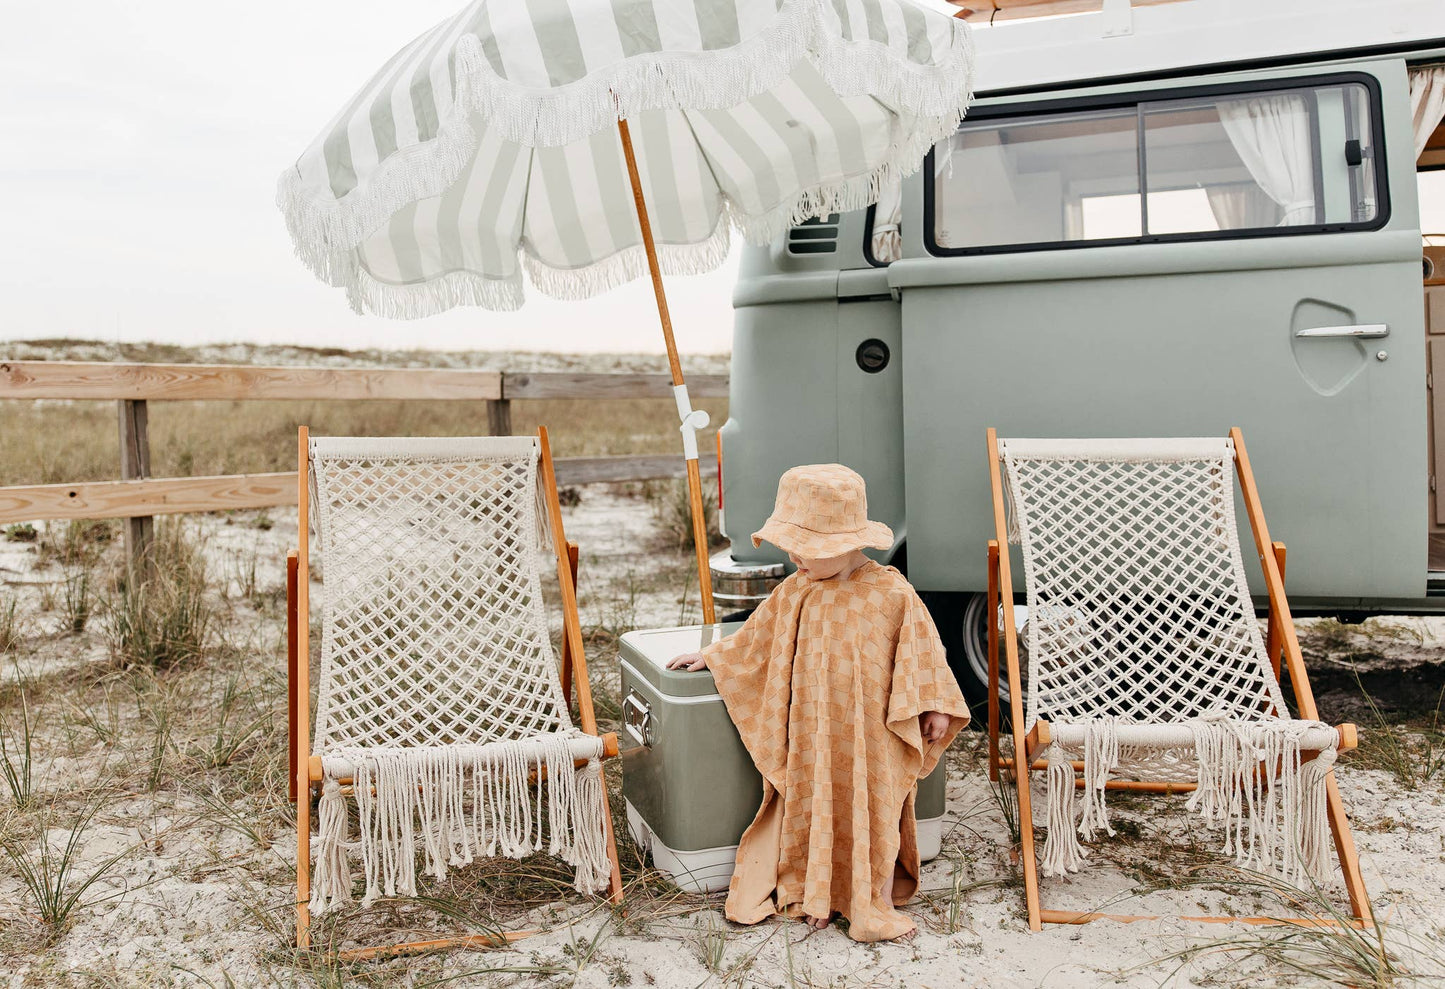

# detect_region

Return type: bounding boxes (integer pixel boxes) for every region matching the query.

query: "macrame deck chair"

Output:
[285,426,623,956]
[984,428,1370,931]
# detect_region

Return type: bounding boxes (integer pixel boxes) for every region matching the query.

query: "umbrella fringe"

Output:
[349,266,526,319]
[455,0,814,151]
[447,0,976,153]
[275,119,482,292]
[522,219,732,302]
[276,0,975,314]
[729,104,968,246]
[340,216,731,316]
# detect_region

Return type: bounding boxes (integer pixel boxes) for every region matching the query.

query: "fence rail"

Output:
[0,361,726,550]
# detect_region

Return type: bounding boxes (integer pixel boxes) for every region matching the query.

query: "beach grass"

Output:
[1,343,1442,985]
[0,395,728,488]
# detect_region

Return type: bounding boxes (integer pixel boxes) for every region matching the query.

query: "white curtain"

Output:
[1206,183,1280,230]
[1411,66,1445,161]
[871,176,903,263]
[1217,95,1317,226]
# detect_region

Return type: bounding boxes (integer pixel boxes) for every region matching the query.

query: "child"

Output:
[667,464,969,942]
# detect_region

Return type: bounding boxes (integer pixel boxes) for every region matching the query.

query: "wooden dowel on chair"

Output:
[295,426,312,949]
[987,540,1001,783]
[988,427,1042,931]
[287,550,299,804]
[1039,908,1364,929]
[560,540,579,711]
[1232,428,1372,926]
[1266,541,1287,687]
[311,732,622,786]
[536,426,625,905]
[1024,720,1051,759]
[337,930,536,962]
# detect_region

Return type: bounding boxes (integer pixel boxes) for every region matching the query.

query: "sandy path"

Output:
[0,487,1442,987]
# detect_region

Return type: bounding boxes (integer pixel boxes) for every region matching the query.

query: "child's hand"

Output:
[666,652,708,672]
[919,711,951,743]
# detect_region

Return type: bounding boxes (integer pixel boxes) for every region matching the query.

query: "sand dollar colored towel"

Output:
[701,560,969,942]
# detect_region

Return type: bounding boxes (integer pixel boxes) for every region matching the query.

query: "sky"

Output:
[0,2,754,355]
[1,3,1440,355]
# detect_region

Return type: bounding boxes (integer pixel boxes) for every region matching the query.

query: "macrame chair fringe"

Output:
[275,0,974,317]
[310,779,353,912]
[308,736,610,917]
[1038,718,1337,884]
[1041,745,1087,876]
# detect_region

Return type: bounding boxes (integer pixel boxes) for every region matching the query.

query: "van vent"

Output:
[787,214,840,255]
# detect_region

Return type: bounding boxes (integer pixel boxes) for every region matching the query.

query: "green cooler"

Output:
[619,623,947,893]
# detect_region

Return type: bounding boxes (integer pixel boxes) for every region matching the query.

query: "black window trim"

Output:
[921,70,1391,259]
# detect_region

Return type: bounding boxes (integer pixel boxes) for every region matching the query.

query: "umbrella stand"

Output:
[617,117,717,626]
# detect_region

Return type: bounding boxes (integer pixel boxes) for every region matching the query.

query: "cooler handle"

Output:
[622,691,654,748]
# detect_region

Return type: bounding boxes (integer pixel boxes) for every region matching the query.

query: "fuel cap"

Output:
[856,338,890,374]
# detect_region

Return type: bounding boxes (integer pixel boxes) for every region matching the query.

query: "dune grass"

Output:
[3,345,1443,985]
[1142,867,1445,987]
[2,795,139,937]
[0,664,37,809]
[0,396,728,488]
[105,520,216,671]
[0,598,20,655]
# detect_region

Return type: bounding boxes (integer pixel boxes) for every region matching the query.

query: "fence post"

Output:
[487,376,512,436]
[117,398,154,575]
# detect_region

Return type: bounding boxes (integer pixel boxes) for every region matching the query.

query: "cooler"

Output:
[619,623,947,893]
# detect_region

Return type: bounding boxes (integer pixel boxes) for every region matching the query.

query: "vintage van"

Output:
[713,0,1445,701]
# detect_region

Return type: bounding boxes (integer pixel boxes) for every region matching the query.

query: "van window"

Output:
[925,77,1384,255]
[932,108,1140,249]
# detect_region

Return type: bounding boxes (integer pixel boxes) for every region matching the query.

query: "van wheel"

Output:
[923,591,1014,718]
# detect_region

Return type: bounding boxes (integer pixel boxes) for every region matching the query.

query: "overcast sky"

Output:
[4,3,1439,356]
[0,1,769,354]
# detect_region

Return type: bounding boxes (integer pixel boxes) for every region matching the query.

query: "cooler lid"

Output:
[618,622,742,699]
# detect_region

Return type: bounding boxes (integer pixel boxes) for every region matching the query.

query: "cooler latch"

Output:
[622,690,654,748]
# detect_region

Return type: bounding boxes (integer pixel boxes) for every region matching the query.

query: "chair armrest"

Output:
[1025,720,1051,761]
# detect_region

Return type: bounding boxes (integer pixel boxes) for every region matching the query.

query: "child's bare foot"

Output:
[801,912,836,931]
[889,925,918,944]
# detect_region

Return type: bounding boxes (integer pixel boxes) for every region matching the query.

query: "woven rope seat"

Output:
[1001,437,1341,884]
[304,435,609,916]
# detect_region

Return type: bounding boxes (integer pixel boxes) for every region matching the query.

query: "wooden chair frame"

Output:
[286,425,624,956]
[984,427,1372,931]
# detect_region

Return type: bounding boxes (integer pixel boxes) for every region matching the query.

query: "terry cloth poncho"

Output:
[701,559,970,942]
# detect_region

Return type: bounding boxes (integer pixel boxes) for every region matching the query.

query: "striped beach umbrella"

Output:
[278,0,974,622]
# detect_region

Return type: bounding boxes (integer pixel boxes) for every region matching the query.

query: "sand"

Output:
[1,487,1442,987]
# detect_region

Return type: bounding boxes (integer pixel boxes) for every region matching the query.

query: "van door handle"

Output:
[1294,323,1389,339]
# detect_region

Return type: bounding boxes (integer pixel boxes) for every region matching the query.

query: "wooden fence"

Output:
[0,360,726,564]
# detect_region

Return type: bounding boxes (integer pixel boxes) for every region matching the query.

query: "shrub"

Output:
[4,523,37,543]
[106,522,214,670]
[3,798,136,934]
[650,479,723,554]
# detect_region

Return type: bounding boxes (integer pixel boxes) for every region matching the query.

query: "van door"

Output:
[893,60,1426,606]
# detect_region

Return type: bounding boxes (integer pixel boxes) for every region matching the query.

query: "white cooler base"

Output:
[627,800,944,894]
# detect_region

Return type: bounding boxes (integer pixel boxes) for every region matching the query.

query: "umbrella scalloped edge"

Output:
[276,0,975,317]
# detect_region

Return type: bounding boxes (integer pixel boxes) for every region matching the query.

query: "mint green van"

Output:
[714,5,1445,701]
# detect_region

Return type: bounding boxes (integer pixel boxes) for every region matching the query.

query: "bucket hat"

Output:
[751,464,894,559]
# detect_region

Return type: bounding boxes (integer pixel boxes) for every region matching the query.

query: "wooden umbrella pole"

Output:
[617,116,716,624]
